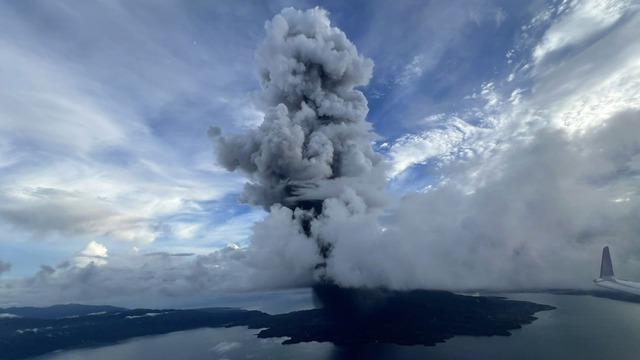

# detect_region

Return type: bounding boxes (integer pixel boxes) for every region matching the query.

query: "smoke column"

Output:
[210,7,386,283]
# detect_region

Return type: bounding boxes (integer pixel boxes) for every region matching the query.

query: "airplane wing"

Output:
[594,246,640,296]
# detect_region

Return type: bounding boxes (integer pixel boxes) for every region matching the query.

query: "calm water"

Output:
[36,292,640,360]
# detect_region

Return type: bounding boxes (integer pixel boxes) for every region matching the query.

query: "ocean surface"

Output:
[34,291,640,360]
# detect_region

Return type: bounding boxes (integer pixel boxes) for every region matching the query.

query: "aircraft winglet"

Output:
[600,246,615,279]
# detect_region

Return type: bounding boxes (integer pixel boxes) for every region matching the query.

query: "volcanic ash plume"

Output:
[210,7,386,284]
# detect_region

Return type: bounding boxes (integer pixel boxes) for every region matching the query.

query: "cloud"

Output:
[0,187,156,243]
[385,80,512,180]
[0,243,254,307]
[204,5,635,294]
[369,2,640,290]
[0,260,10,275]
[532,0,633,64]
[387,117,480,178]
[204,5,640,292]
[171,222,202,241]
[389,1,640,181]
[395,55,427,86]
[210,7,388,284]
[0,1,257,246]
[2,3,640,305]
[323,110,640,290]
[144,252,195,258]
[524,0,640,134]
[211,7,380,208]
[211,342,242,354]
[75,241,109,267]
[200,209,266,247]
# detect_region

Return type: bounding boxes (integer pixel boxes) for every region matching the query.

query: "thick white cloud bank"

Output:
[1,3,640,307]
[335,111,640,290]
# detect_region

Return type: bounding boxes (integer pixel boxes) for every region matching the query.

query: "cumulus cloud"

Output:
[75,241,109,267]
[0,243,255,307]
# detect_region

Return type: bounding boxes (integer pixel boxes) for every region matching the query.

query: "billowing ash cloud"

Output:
[210,7,386,283]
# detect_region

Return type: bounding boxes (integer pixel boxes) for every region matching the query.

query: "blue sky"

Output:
[1,0,639,306]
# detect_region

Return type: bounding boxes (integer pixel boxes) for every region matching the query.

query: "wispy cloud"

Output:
[532,0,633,64]
[0,1,262,248]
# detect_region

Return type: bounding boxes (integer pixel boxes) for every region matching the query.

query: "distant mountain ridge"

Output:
[0,304,126,319]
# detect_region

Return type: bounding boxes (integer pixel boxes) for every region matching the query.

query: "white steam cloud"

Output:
[326,111,640,290]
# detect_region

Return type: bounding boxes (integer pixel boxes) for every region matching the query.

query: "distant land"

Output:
[0,304,125,320]
[0,285,558,360]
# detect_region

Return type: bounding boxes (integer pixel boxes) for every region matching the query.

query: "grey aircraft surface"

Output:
[594,246,640,296]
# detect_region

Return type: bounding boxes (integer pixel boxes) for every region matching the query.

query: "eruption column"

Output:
[210,7,384,281]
